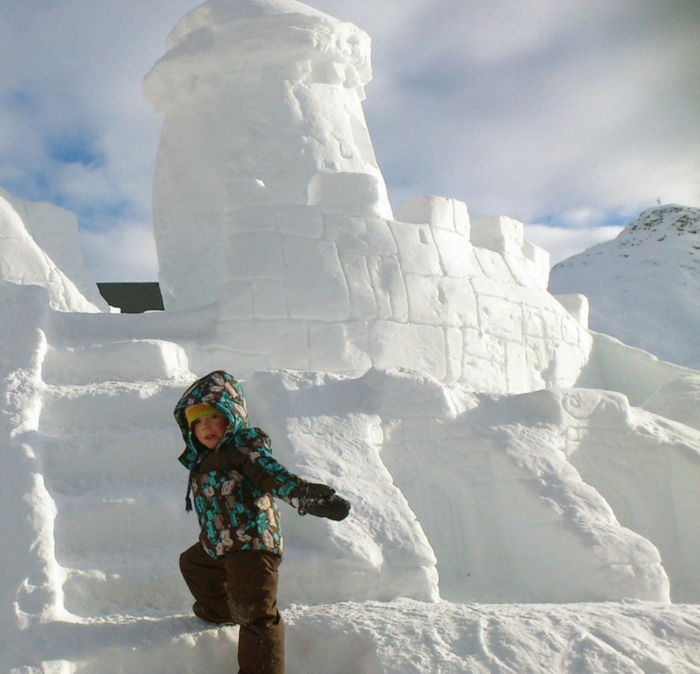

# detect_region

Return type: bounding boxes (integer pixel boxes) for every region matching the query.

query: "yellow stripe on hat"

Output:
[185,404,218,427]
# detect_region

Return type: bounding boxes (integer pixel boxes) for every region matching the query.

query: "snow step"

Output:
[42,339,191,385]
[35,429,183,494]
[62,562,191,618]
[38,381,185,434]
[29,619,237,673]
[52,492,197,617]
[53,492,189,557]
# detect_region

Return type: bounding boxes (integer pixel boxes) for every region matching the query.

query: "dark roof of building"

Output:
[97,282,164,314]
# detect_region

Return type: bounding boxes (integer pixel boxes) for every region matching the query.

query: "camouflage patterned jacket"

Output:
[174,370,304,559]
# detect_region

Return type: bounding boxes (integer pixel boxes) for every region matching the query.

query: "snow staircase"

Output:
[23,333,240,671]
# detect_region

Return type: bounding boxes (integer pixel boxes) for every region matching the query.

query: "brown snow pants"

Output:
[180,543,284,674]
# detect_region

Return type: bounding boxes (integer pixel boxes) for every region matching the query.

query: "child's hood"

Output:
[173,370,249,469]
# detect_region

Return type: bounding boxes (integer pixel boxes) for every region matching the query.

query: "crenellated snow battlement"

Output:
[209,173,591,390]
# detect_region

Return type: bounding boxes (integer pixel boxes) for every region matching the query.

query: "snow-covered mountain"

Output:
[550,205,700,370]
[1,1,699,672]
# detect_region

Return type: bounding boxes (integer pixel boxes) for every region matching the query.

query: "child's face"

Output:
[193,411,228,450]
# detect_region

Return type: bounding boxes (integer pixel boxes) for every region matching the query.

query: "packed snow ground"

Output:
[4,601,700,673]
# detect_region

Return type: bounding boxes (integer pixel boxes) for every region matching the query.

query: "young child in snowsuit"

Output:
[173,370,350,674]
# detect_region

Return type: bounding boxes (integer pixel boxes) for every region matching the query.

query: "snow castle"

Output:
[144,0,591,391]
[2,0,700,670]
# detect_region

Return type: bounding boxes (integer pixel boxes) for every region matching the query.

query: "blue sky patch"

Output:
[49,136,102,167]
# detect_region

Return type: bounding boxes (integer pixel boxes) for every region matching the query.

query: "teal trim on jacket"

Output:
[174,371,303,558]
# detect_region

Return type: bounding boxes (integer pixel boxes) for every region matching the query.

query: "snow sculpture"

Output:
[3,3,700,666]
[0,188,107,312]
[145,0,591,392]
[144,0,391,311]
[643,373,700,431]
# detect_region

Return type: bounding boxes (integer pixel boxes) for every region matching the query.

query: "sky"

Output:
[1,0,698,281]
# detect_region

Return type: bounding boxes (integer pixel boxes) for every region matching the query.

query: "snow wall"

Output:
[144,0,592,391]
[7,294,700,633]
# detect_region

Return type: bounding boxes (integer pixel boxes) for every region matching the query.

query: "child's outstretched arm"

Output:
[219,427,351,521]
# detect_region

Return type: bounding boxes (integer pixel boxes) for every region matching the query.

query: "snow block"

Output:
[307,172,393,220]
[42,339,190,385]
[431,228,477,277]
[388,220,442,275]
[219,280,254,319]
[405,275,478,328]
[367,256,408,321]
[308,321,372,372]
[227,205,280,233]
[394,195,470,236]
[555,293,589,328]
[276,205,324,238]
[251,279,288,319]
[338,253,378,319]
[225,231,285,280]
[283,237,351,320]
[522,240,550,288]
[369,321,447,380]
[215,318,311,370]
[462,330,509,391]
[446,327,464,381]
[323,215,397,256]
[224,178,269,211]
[477,296,523,343]
[471,215,524,255]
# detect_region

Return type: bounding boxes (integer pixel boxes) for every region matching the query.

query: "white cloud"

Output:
[1,0,699,279]
[352,0,700,221]
[80,222,158,282]
[524,224,623,266]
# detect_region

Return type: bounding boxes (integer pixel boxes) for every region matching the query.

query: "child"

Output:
[173,370,350,674]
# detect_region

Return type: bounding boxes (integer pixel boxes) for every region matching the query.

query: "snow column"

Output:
[143,0,391,311]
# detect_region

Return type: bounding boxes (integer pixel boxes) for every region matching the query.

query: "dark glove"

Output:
[293,483,351,521]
